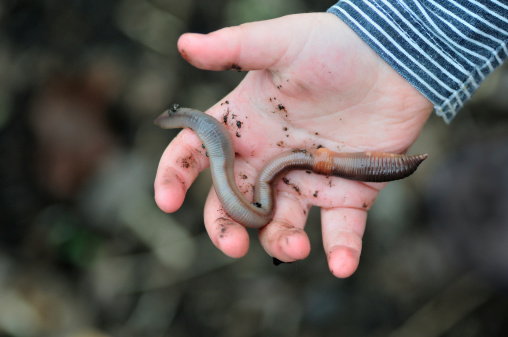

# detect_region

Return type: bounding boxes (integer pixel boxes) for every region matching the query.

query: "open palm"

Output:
[155,13,433,277]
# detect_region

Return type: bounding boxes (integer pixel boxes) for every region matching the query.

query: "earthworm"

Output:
[155,105,428,229]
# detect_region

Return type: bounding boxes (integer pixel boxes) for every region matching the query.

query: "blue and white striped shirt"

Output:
[328,0,508,123]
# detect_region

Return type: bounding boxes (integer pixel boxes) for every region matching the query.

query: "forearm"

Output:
[328,0,508,123]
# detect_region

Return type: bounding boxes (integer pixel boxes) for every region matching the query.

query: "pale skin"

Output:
[154,13,433,278]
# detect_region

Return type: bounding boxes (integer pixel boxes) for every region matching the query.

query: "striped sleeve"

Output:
[327,0,508,123]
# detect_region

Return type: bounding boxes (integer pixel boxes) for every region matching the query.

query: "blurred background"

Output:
[1,0,508,336]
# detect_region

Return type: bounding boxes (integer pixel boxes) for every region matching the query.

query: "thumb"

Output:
[177,15,303,71]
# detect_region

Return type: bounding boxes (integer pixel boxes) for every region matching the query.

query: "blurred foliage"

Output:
[1,0,508,336]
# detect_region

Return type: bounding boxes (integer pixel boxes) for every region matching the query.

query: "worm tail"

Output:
[332,152,428,182]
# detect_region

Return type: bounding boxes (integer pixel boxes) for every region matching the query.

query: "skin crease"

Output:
[154,13,434,278]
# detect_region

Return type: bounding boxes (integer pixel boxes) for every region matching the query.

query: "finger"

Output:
[321,207,367,278]
[258,191,311,262]
[177,16,301,71]
[257,172,379,263]
[203,187,250,258]
[154,128,209,213]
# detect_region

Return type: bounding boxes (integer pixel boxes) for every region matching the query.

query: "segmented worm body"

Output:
[155,106,427,228]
